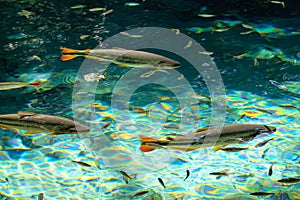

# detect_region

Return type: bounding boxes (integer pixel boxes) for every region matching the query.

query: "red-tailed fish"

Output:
[139,124,276,152]
[60,47,180,69]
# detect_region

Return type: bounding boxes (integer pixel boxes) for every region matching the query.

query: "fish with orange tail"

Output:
[139,124,276,152]
[0,81,41,91]
[60,47,180,69]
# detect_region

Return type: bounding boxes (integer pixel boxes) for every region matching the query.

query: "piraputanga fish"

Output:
[139,124,276,152]
[60,47,180,69]
[0,112,90,135]
[0,81,40,91]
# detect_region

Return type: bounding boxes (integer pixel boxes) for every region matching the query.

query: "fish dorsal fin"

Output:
[18,111,36,118]
[112,47,127,51]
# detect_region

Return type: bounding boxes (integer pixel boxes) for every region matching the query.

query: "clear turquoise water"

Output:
[1,0,300,199]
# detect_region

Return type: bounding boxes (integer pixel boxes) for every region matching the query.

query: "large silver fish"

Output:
[139,124,276,152]
[0,112,90,135]
[60,47,180,69]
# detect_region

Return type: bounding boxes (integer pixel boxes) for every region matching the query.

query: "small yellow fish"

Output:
[101,9,113,16]
[70,5,87,9]
[198,51,213,55]
[184,41,192,49]
[89,7,106,12]
[269,0,285,8]
[198,14,216,18]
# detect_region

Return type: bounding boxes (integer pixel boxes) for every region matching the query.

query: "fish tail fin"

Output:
[60,47,79,54]
[29,81,41,92]
[61,47,91,54]
[139,136,159,143]
[30,81,40,87]
[140,144,156,152]
[60,55,79,61]
[139,136,158,152]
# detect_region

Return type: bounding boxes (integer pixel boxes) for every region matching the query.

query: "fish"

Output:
[277,177,300,184]
[131,107,150,115]
[72,160,92,167]
[219,147,248,152]
[60,47,180,69]
[38,192,44,200]
[255,108,273,115]
[279,104,300,111]
[197,13,216,18]
[120,170,132,184]
[124,2,140,7]
[255,137,274,148]
[158,178,166,189]
[0,81,40,91]
[268,164,273,176]
[236,114,246,121]
[101,9,113,16]
[132,190,148,198]
[250,192,274,196]
[139,124,276,152]
[100,122,112,130]
[209,172,231,176]
[70,5,87,9]
[0,112,90,135]
[184,170,190,181]
[89,7,106,12]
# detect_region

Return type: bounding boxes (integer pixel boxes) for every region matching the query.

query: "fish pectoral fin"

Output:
[60,55,79,61]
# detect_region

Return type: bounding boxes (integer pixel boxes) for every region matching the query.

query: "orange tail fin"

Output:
[30,81,40,88]
[61,47,91,54]
[139,136,158,152]
[140,144,156,152]
[60,55,78,61]
[139,136,159,143]
[60,47,79,54]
